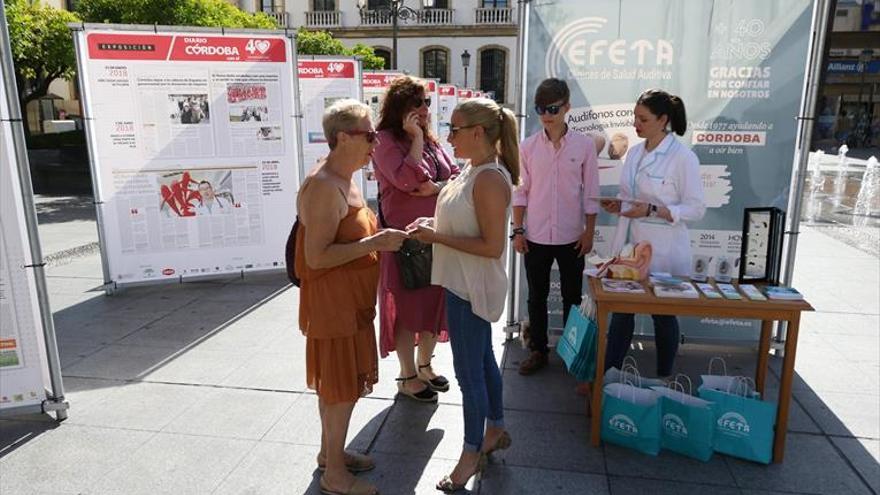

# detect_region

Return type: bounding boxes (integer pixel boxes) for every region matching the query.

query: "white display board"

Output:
[0,73,51,411]
[74,29,299,285]
[362,71,405,202]
[437,84,457,158]
[297,57,363,174]
[424,79,440,138]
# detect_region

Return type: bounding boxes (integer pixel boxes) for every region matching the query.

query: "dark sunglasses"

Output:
[345,130,378,143]
[412,97,432,108]
[535,104,564,115]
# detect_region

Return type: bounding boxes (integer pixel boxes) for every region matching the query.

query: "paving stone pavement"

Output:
[0,208,877,493]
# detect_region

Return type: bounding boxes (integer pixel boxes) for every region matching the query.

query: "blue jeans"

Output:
[445,290,504,452]
[604,313,680,377]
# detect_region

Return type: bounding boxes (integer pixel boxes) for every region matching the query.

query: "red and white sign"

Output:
[363,72,405,88]
[439,84,456,96]
[458,89,474,99]
[87,33,287,62]
[297,60,356,79]
[87,33,173,60]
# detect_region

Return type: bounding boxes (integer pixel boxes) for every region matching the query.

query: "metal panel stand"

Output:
[0,6,69,421]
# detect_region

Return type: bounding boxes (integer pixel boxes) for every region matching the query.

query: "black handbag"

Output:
[378,143,445,290]
[395,238,433,289]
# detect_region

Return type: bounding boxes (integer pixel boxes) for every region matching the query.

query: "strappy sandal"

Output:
[317,451,376,473]
[396,375,438,403]
[418,357,450,393]
[320,476,379,495]
[435,453,487,493]
[483,430,512,457]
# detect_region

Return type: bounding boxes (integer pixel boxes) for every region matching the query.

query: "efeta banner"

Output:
[520,0,815,340]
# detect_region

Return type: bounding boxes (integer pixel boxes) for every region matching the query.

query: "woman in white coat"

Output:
[600,89,705,377]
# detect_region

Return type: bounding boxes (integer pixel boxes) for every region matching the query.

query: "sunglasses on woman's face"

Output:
[449,124,477,137]
[535,104,564,115]
[412,97,432,109]
[345,130,378,143]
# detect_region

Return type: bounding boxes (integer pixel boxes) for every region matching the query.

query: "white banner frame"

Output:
[294,54,365,196]
[71,24,300,291]
[0,7,68,420]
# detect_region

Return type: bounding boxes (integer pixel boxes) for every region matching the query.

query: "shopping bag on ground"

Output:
[601,367,661,456]
[698,374,777,464]
[699,357,761,400]
[556,299,597,381]
[650,374,715,462]
[604,356,666,388]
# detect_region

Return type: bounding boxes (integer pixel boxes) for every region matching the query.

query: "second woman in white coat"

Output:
[600,89,705,377]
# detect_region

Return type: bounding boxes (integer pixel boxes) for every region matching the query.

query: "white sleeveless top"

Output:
[431,162,512,323]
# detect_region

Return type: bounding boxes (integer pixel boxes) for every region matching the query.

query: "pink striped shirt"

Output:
[512,128,600,245]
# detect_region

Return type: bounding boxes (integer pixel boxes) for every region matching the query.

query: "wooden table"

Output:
[587,277,814,463]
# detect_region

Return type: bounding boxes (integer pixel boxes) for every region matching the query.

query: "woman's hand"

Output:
[409,181,440,197]
[368,229,408,251]
[402,111,423,140]
[620,201,650,218]
[406,217,434,231]
[601,199,621,214]
[408,223,437,244]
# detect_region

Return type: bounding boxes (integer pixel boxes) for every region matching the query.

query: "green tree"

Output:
[296,28,385,70]
[75,0,276,29]
[5,0,80,135]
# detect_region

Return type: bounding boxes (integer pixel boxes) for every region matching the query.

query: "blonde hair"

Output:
[455,98,520,184]
[322,99,371,149]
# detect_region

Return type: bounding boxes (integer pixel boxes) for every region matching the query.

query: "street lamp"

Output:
[461,49,471,88]
[357,0,435,70]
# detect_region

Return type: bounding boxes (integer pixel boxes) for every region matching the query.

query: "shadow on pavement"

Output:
[34,194,97,225]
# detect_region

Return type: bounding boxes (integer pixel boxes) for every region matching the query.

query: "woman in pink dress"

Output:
[373,76,459,402]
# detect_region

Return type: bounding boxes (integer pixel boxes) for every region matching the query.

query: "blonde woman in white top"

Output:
[409,98,519,492]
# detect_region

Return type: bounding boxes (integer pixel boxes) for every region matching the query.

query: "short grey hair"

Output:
[322,99,372,149]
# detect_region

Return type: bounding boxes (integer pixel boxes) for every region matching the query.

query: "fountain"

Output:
[833,145,849,206]
[853,156,879,218]
[804,150,826,221]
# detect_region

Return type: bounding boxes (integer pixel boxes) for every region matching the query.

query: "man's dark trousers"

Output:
[524,240,585,354]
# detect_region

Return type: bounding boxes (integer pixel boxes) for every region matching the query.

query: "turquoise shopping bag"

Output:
[556,305,597,381]
[651,388,715,462]
[601,383,661,456]
[698,386,777,464]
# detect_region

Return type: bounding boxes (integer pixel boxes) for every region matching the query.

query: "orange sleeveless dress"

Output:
[295,205,380,404]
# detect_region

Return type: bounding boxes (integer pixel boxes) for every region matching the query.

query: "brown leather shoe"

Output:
[518,351,548,375]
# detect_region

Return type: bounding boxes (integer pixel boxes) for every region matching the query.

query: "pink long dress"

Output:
[372,129,459,357]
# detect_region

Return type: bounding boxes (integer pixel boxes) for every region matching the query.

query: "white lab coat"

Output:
[195,196,230,216]
[610,134,705,276]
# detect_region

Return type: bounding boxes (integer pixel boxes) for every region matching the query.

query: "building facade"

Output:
[236,0,519,104]
[815,0,880,150]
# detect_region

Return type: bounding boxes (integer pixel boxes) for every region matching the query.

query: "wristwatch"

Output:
[509,227,525,240]
[647,204,658,218]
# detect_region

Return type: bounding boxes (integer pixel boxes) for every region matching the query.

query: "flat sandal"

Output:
[320,476,378,495]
